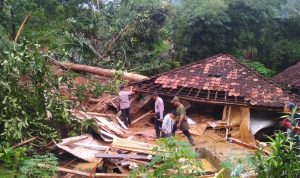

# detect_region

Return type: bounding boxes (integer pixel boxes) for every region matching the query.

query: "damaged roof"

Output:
[273,62,300,90]
[133,54,300,109]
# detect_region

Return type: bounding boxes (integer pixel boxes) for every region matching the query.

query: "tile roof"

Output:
[133,54,300,109]
[273,62,300,89]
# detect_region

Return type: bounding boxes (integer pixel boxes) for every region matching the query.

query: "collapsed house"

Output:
[132,54,300,143]
[273,62,300,95]
[40,57,299,177]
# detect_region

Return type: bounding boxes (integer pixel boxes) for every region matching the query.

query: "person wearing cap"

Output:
[171,96,195,146]
[161,110,176,138]
[152,92,164,138]
[118,85,134,127]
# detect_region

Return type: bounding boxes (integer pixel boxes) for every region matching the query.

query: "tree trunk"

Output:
[53,60,149,82]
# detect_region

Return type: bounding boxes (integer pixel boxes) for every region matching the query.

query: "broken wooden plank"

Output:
[58,167,89,176]
[95,116,125,136]
[57,135,105,162]
[116,116,128,130]
[123,158,150,166]
[213,124,240,129]
[62,158,77,168]
[229,138,271,154]
[95,153,150,160]
[131,110,153,125]
[60,135,88,146]
[90,144,111,178]
[112,137,155,154]
[72,143,109,151]
[86,111,115,118]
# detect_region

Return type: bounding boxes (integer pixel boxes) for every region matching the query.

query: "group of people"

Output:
[118,85,195,146]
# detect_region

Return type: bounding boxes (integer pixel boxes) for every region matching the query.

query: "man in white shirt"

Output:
[118,85,134,127]
[152,92,164,138]
[162,110,176,138]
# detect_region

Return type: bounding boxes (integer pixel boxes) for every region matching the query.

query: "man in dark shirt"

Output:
[171,97,195,146]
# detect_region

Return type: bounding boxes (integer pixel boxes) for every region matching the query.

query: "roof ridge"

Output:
[130,53,225,85]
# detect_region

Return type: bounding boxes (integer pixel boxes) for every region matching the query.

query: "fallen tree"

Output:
[52,60,149,82]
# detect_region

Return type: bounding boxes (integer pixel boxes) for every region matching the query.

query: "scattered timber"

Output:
[229,138,271,154]
[112,137,155,154]
[72,143,109,151]
[60,135,88,146]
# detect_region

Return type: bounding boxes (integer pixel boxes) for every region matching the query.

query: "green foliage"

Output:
[0,144,27,172]
[104,72,128,95]
[242,60,275,78]
[81,119,98,134]
[0,41,78,143]
[221,155,255,178]
[130,137,204,178]
[253,108,300,178]
[19,153,57,178]
[76,85,88,101]
[93,83,106,97]
[253,133,300,178]
[0,143,58,178]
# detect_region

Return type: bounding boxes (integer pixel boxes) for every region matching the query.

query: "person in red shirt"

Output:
[281,102,300,137]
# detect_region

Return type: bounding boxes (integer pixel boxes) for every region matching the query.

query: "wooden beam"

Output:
[187,88,193,96]
[95,153,150,160]
[132,110,153,125]
[207,90,211,99]
[195,89,201,98]
[175,87,184,95]
[134,89,248,107]
[214,91,218,100]
[213,124,240,129]
[89,145,111,178]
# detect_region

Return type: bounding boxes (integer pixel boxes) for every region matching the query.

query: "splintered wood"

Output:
[56,134,106,162]
[112,137,155,154]
[70,110,128,141]
[89,94,117,112]
[239,107,256,144]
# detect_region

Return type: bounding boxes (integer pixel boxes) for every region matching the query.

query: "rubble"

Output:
[46,63,273,177]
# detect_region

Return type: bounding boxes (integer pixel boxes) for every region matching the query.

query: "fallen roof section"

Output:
[132,54,300,109]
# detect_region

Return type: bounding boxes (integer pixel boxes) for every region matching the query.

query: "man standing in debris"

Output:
[171,97,195,146]
[161,110,176,138]
[119,85,134,127]
[152,92,164,138]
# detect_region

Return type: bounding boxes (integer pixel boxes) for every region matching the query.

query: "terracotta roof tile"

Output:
[274,62,300,89]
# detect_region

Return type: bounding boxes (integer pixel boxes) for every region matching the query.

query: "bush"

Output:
[130,137,204,178]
